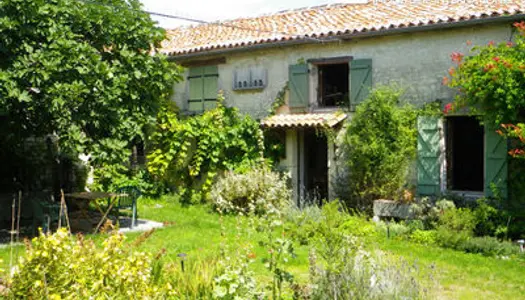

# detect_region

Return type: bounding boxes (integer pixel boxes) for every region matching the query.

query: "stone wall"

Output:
[171,23,513,116]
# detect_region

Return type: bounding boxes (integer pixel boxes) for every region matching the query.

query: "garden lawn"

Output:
[1,197,524,299]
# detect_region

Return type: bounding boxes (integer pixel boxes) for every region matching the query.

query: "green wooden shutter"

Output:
[485,125,508,198]
[349,59,372,110]
[288,64,309,108]
[203,66,219,110]
[417,116,442,196]
[188,67,204,112]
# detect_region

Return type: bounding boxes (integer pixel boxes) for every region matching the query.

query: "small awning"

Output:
[261,112,347,128]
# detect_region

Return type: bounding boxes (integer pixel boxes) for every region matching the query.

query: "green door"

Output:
[417,116,442,196]
[485,125,508,198]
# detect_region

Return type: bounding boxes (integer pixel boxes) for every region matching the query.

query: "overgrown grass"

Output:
[1,196,524,299]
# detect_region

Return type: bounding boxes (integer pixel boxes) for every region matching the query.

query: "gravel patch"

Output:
[117,218,164,233]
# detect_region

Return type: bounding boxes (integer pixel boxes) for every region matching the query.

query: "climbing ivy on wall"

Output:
[147,94,264,203]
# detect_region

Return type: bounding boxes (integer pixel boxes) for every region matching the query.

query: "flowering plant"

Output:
[443,21,525,126]
[444,21,525,158]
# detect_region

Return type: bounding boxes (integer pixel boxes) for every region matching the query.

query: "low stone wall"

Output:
[373,199,414,219]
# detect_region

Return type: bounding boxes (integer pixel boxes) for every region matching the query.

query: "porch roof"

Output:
[261,112,347,128]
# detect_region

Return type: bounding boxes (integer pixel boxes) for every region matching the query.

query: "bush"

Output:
[155,258,219,299]
[410,197,456,230]
[7,229,173,299]
[409,229,437,246]
[341,86,417,209]
[376,221,411,238]
[438,207,477,233]
[211,167,291,215]
[473,198,509,238]
[435,226,471,250]
[284,205,322,246]
[460,236,520,257]
[309,246,431,299]
[341,215,378,238]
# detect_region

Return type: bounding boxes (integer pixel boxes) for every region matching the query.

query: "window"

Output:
[317,63,349,107]
[188,66,219,112]
[288,58,372,110]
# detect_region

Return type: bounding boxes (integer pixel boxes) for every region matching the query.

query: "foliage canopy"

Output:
[0,0,179,168]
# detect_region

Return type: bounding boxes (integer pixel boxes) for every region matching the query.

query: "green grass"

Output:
[1,197,524,299]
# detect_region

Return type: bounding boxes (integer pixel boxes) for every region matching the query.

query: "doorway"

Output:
[446,116,484,191]
[302,129,328,202]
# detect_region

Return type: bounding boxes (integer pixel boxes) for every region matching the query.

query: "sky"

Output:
[139,0,364,29]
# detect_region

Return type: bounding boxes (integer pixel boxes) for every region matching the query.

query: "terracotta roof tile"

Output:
[162,1,525,56]
[261,112,347,128]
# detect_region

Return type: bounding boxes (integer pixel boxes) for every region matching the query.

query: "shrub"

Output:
[341,86,417,209]
[211,167,291,215]
[460,236,520,257]
[410,197,456,230]
[435,226,471,250]
[473,198,509,238]
[213,246,260,299]
[157,258,220,298]
[409,229,437,246]
[7,229,173,299]
[284,205,322,246]
[341,215,378,238]
[376,221,411,238]
[309,246,432,299]
[438,207,477,233]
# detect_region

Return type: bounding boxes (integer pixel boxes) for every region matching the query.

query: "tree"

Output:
[0,0,180,189]
[341,86,417,209]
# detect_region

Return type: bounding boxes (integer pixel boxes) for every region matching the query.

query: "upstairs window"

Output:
[289,57,372,111]
[317,63,349,107]
[188,65,218,112]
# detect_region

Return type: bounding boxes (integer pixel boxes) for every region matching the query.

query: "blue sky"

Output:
[139,0,364,28]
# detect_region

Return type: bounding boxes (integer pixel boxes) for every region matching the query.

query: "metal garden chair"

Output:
[114,186,141,228]
[31,195,64,235]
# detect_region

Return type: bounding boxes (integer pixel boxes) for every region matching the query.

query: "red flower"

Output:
[509,149,525,157]
[466,40,473,46]
[450,52,464,64]
[488,40,495,47]
[493,56,501,63]
[442,76,450,85]
[506,41,514,47]
[443,103,453,114]
[514,21,525,31]
[448,67,456,76]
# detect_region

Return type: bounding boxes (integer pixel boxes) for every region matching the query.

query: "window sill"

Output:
[312,106,343,113]
[445,190,484,201]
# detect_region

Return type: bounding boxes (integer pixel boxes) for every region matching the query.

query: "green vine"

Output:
[269,82,289,116]
[147,93,264,203]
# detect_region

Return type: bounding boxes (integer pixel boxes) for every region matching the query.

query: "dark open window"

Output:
[446,116,484,191]
[317,63,349,108]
